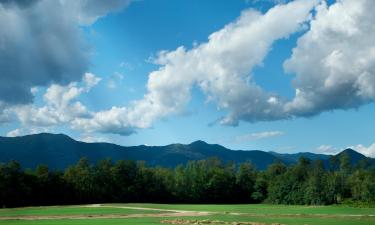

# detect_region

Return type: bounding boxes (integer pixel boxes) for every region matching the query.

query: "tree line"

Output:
[1,153,375,208]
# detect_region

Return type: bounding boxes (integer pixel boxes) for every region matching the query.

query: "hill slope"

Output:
[0,133,373,170]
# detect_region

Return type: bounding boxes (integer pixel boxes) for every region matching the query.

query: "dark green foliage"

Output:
[236,162,257,202]
[0,155,375,208]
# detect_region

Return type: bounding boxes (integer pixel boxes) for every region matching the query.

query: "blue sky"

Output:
[1,0,375,156]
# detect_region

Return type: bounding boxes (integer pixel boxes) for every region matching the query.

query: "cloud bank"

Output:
[284,0,375,117]
[72,0,318,135]
[12,73,101,128]
[0,0,130,105]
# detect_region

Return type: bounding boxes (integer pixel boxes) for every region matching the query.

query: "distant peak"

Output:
[337,148,365,157]
[342,148,356,152]
[190,140,208,145]
[22,133,75,141]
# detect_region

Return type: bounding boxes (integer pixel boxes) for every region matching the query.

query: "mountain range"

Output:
[0,133,373,170]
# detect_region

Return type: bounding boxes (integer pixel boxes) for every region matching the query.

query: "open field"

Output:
[0,204,374,225]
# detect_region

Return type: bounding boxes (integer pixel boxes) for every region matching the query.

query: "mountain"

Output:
[0,133,373,170]
[335,148,367,163]
[0,134,279,170]
[329,148,375,168]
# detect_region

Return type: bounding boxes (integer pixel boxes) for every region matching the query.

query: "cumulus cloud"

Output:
[12,73,101,127]
[0,0,130,105]
[284,0,375,116]
[71,106,137,136]
[235,131,284,142]
[72,0,317,135]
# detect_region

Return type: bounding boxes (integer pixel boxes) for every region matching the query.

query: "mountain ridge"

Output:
[0,133,373,170]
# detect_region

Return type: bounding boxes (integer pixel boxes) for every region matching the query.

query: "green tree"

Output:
[236,162,257,202]
[64,158,94,203]
[252,172,268,202]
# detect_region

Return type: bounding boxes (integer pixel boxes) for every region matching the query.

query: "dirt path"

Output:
[86,204,206,213]
[0,204,212,221]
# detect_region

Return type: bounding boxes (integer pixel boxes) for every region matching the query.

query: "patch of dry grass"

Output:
[161,219,284,225]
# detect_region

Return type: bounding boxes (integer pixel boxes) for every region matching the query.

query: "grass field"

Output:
[0,204,374,225]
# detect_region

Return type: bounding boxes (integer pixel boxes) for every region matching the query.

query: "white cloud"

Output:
[12,73,101,127]
[235,131,284,142]
[83,72,102,89]
[71,106,136,135]
[284,0,375,117]
[72,0,318,135]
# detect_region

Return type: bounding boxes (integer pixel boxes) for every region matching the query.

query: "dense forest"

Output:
[1,153,375,208]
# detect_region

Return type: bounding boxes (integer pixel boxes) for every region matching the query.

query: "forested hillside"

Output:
[1,153,374,208]
[1,133,373,170]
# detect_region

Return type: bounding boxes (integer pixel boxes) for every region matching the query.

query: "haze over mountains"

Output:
[0,133,373,170]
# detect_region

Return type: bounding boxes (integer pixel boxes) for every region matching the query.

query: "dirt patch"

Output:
[161,219,284,225]
[86,204,200,213]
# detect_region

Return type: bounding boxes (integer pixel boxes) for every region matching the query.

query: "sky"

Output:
[0,0,375,156]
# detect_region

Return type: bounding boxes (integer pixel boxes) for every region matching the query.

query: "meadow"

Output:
[0,204,374,225]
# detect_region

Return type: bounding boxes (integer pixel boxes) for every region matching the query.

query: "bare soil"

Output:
[161,219,284,225]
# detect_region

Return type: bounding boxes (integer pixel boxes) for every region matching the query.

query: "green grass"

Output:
[0,204,374,225]
[0,205,164,217]
[0,218,160,225]
[1,215,374,225]
[119,203,375,215]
